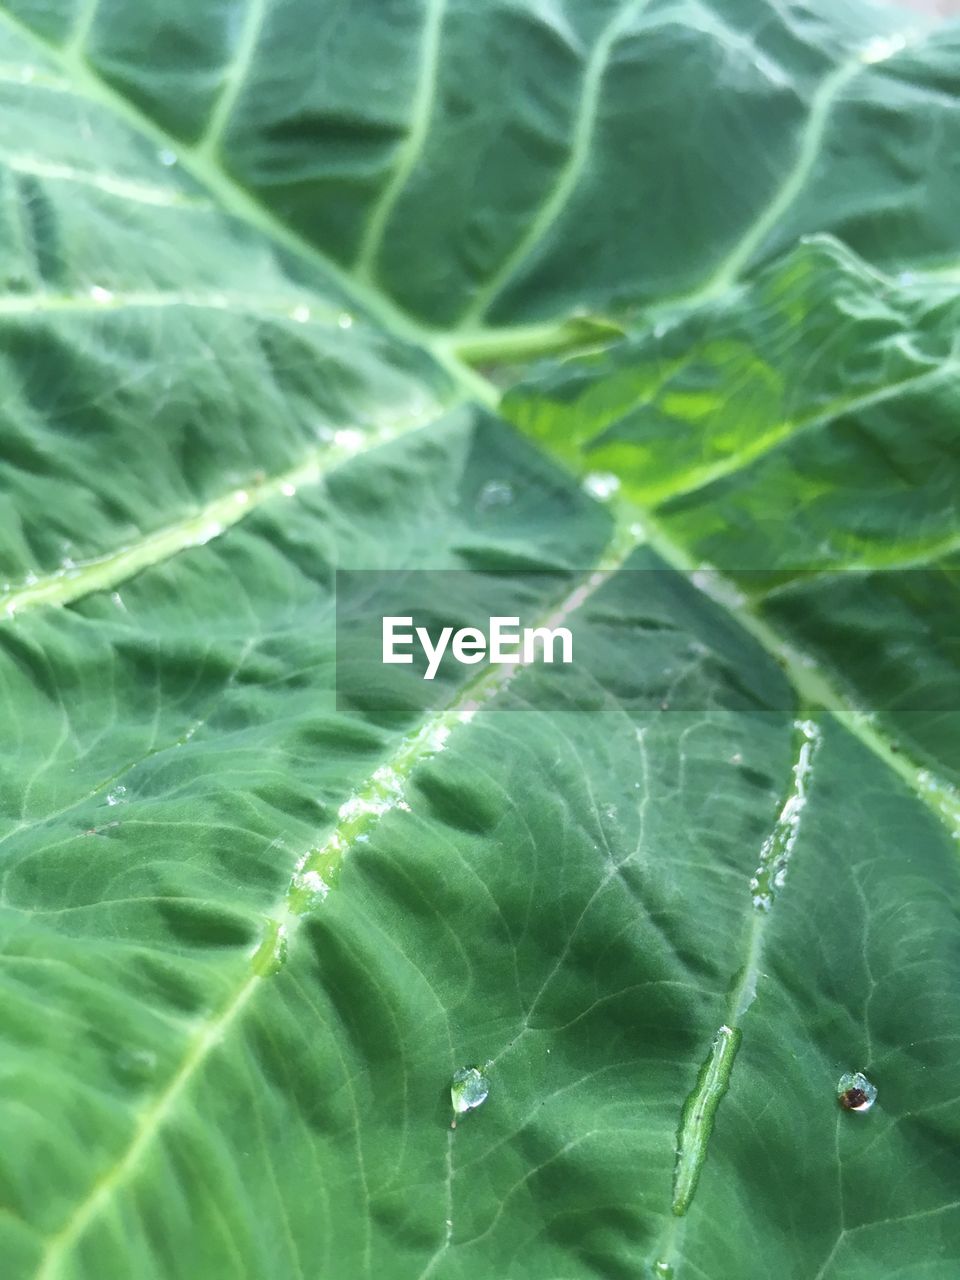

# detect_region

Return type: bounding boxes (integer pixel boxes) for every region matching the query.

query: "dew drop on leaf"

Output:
[106,785,127,806]
[114,1047,157,1083]
[837,1071,877,1112]
[450,1065,489,1126]
[582,471,620,502]
[477,479,514,510]
[157,148,178,167]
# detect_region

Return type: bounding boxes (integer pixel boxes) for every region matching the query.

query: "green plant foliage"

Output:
[0,2,957,1278]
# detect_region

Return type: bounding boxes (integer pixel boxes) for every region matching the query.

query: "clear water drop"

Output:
[291,305,311,323]
[477,479,514,510]
[654,1264,673,1277]
[106,785,127,807]
[291,868,331,912]
[89,285,114,304]
[450,1065,490,1127]
[333,427,364,452]
[582,471,620,502]
[114,1046,156,1082]
[837,1071,877,1112]
[157,148,178,167]
[861,32,908,65]
[337,312,354,329]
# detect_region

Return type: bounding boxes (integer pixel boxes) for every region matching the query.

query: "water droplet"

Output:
[477,479,514,510]
[106,785,127,807]
[23,570,38,586]
[333,427,364,452]
[582,471,621,502]
[114,1046,156,1082]
[110,591,127,612]
[337,312,354,329]
[291,868,331,911]
[89,285,114,304]
[450,1065,490,1126]
[898,271,916,287]
[196,521,223,545]
[654,1264,673,1277]
[280,481,296,497]
[837,1071,877,1112]
[861,32,908,65]
[157,148,178,167]
[291,304,311,323]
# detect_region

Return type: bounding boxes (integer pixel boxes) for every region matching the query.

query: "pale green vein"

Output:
[670,718,821,1217]
[0,62,69,90]
[354,0,448,281]
[0,404,443,622]
[0,151,211,209]
[626,502,960,843]
[457,0,651,329]
[763,525,960,579]
[655,51,868,316]
[0,286,336,320]
[65,0,100,58]
[30,535,634,1278]
[644,355,960,509]
[671,1024,741,1216]
[195,0,268,159]
[439,315,625,366]
[34,968,262,1280]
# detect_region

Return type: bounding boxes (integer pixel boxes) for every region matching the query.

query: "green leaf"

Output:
[0,2,958,1279]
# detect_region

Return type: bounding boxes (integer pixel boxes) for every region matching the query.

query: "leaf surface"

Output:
[0,3,957,1279]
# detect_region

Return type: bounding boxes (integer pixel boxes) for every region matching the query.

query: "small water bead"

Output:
[861,32,908,65]
[105,785,127,807]
[837,1071,877,1113]
[333,427,364,452]
[157,148,178,167]
[654,1264,673,1277]
[477,479,514,510]
[114,1046,157,1082]
[582,471,620,502]
[290,868,331,912]
[337,312,353,330]
[450,1065,490,1127]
